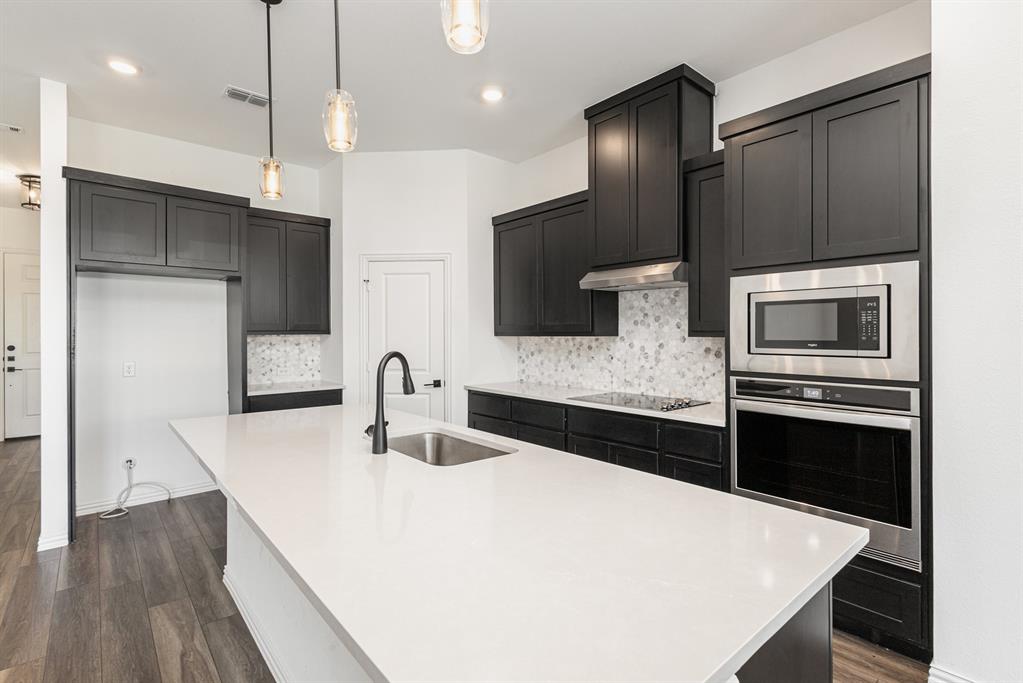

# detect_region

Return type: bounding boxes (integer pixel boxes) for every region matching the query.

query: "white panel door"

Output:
[366,259,447,420]
[4,253,41,438]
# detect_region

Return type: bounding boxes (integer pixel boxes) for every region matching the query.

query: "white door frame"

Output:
[358,253,452,422]
[0,248,40,442]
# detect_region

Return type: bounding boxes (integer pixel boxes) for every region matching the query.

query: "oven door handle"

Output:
[731,399,917,431]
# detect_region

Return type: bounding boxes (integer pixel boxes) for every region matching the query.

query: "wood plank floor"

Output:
[0,436,929,682]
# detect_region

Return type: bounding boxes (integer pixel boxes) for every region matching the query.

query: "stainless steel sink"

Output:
[388,429,516,466]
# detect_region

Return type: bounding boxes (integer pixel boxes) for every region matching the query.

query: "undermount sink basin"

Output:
[388,429,516,466]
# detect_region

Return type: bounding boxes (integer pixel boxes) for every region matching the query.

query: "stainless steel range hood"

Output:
[579,261,688,291]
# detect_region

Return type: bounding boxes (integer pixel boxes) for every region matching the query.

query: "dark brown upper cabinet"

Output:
[684,151,726,337]
[812,81,920,260]
[726,115,813,269]
[720,55,930,271]
[246,208,331,335]
[167,197,241,271]
[585,65,714,270]
[493,193,617,337]
[246,217,287,332]
[78,183,167,266]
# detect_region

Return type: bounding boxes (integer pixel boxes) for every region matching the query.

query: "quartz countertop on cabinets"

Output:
[465,380,727,427]
[171,404,866,683]
[246,380,346,396]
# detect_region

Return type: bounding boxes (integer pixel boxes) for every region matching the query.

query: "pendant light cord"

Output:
[265,0,274,158]
[333,0,341,90]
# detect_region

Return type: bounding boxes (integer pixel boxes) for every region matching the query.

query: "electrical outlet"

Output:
[122,361,136,378]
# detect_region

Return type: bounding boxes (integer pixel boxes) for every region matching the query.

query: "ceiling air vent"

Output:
[0,122,23,133]
[223,85,269,108]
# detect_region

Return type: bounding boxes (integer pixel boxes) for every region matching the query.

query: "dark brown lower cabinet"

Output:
[246,389,343,413]
[468,391,726,490]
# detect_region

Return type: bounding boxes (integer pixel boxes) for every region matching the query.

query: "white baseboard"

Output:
[37,533,69,552]
[223,566,286,683]
[929,664,975,683]
[75,480,218,516]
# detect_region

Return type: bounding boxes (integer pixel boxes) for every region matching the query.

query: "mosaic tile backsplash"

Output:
[247,335,322,385]
[517,288,727,402]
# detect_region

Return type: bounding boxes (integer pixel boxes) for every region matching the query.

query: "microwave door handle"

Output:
[731,399,916,432]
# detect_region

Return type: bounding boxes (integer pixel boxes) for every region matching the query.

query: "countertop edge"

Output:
[247,381,347,397]
[465,382,727,427]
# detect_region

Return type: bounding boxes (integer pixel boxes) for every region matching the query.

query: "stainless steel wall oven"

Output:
[731,377,921,571]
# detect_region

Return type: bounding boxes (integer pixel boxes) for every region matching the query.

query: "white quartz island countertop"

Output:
[246,379,346,396]
[466,380,727,427]
[171,404,866,683]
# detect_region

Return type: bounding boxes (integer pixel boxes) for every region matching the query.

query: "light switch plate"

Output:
[123,361,136,378]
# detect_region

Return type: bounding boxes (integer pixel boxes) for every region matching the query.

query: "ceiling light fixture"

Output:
[323,0,357,152]
[17,174,40,211]
[481,86,503,103]
[258,0,283,200]
[442,0,489,55]
[108,59,140,76]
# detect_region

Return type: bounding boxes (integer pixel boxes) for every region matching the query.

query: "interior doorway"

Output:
[361,255,450,421]
[3,251,41,438]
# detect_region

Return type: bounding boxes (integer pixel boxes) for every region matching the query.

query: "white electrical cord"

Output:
[99,459,172,519]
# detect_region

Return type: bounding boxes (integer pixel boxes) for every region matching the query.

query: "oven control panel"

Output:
[733,378,913,413]
[857,296,881,351]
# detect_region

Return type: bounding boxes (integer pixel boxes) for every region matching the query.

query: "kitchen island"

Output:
[171,404,867,682]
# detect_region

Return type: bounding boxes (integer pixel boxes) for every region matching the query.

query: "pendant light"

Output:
[323,0,357,152]
[258,0,283,200]
[16,174,41,211]
[441,0,489,55]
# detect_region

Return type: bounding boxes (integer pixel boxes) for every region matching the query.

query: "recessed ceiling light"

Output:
[108,59,140,76]
[481,86,504,103]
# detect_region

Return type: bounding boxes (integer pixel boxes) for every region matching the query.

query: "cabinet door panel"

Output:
[247,218,287,332]
[588,104,631,266]
[611,444,658,474]
[79,183,166,265]
[728,115,812,269]
[285,223,329,332]
[494,219,538,335]
[469,413,516,439]
[516,425,565,451]
[538,203,592,333]
[567,435,611,463]
[167,197,240,271]
[685,163,726,336]
[813,81,919,260]
[659,453,722,490]
[630,82,679,262]
[833,563,924,644]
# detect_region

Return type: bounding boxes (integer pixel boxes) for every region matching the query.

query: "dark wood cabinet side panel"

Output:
[285,223,329,333]
[680,78,713,159]
[79,183,167,266]
[493,219,539,335]
[630,82,679,262]
[166,198,240,271]
[588,105,631,267]
[812,80,920,260]
[246,218,287,332]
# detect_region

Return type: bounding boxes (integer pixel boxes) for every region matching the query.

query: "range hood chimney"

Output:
[579,261,688,292]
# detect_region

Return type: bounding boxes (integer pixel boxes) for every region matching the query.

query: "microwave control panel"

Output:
[857,296,881,350]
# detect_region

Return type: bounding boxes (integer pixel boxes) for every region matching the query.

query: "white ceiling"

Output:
[0,69,41,209]
[0,0,913,168]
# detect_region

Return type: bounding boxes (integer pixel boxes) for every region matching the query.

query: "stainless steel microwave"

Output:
[730,261,920,381]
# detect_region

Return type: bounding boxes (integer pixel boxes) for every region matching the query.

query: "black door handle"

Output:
[423,379,443,388]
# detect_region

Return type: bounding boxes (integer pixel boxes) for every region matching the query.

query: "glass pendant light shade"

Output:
[441,0,488,54]
[259,157,283,200]
[323,89,358,152]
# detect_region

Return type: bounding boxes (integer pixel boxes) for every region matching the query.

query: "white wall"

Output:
[38,78,68,550]
[930,2,1023,681]
[68,118,320,214]
[75,274,226,512]
[501,136,588,213]
[0,207,40,252]
[713,0,931,146]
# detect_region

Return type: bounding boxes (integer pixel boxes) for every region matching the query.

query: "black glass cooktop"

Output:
[570,392,710,413]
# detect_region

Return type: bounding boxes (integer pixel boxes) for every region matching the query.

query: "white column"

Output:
[930,2,1023,681]
[38,78,69,551]
[318,156,343,383]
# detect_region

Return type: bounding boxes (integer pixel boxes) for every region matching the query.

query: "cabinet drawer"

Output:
[515,424,565,451]
[469,413,515,439]
[659,454,722,490]
[662,423,723,464]
[566,435,610,463]
[567,408,659,450]
[468,392,511,420]
[833,563,924,645]
[611,444,658,474]
[247,389,342,413]
[511,400,564,430]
